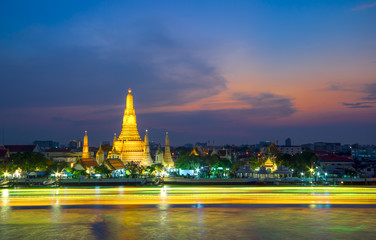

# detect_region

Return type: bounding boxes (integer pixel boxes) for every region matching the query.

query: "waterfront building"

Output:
[236,166,254,178]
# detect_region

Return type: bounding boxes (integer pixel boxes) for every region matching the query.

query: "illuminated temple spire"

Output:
[108,89,175,166]
[163,132,174,168]
[118,88,141,141]
[82,131,89,159]
[144,130,153,165]
[111,89,149,165]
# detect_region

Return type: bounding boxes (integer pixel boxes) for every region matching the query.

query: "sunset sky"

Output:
[1,0,375,146]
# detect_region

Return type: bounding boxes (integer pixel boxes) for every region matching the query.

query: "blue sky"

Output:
[1,0,375,146]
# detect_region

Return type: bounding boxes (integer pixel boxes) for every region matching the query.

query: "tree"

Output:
[10,152,49,172]
[249,156,262,170]
[94,164,112,176]
[152,163,164,172]
[204,155,220,168]
[125,161,140,178]
[175,152,202,170]
[47,161,69,174]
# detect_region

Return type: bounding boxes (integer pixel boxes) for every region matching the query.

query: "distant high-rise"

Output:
[285,138,292,147]
[33,140,59,150]
[69,140,82,150]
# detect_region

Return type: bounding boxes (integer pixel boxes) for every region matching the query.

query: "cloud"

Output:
[0,17,227,109]
[361,83,376,100]
[342,102,375,108]
[320,83,358,92]
[140,92,297,137]
[352,2,376,11]
[232,92,297,118]
[328,82,376,109]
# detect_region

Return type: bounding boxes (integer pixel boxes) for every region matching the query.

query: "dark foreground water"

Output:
[1,186,376,239]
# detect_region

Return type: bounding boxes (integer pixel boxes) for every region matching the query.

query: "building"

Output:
[79,131,98,169]
[4,145,41,154]
[68,140,82,150]
[107,89,152,166]
[44,149,80,163]
[278,146,302,155]
[106,89,173,167]
[285,138,292,147]
[259,143,279,172]
[0,145,10,161]
[317,153,354,177]
[163,132,174,168]
[351,145,376,160]
[33,140,59,150]
[314,142,342,153]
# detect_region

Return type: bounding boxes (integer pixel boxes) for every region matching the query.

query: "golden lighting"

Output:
[2,186,376,207]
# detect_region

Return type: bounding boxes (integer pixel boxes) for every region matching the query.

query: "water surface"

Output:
[1,186,376,239]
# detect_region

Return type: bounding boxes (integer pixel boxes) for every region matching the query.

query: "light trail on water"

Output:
[1,186,376,206]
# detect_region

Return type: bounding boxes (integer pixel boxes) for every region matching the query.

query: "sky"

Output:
[0,0,375,146]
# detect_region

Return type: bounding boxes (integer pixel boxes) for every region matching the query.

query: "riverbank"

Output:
[2,176,376,187]
[0,177,162,187]
[164,176,376,185]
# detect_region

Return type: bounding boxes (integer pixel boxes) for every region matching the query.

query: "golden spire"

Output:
[82,130,89,159]
[97,144,103,153]
[163,132,174,168]
[144,129,153,165]
[119,89,141,141]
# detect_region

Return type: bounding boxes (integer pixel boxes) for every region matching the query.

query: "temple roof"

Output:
[4,145,40,153]
[273,166,292,174]
[80,158,98,169]
[97,145,104,154]
[236,166,253,174]
[265,142,280,155]
[105,158,125,170]
[257,166,269,174]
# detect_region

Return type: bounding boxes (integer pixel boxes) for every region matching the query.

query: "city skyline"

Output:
[1,0,376,145]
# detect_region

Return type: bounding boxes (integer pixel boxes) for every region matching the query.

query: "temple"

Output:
[82,131,90,159]
[107,89,158,166]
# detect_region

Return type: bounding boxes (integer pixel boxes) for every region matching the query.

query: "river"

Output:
[1,186,376,239]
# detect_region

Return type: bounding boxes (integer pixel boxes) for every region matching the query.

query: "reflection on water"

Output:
[1,205,376,240]
[1,186,376,239]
